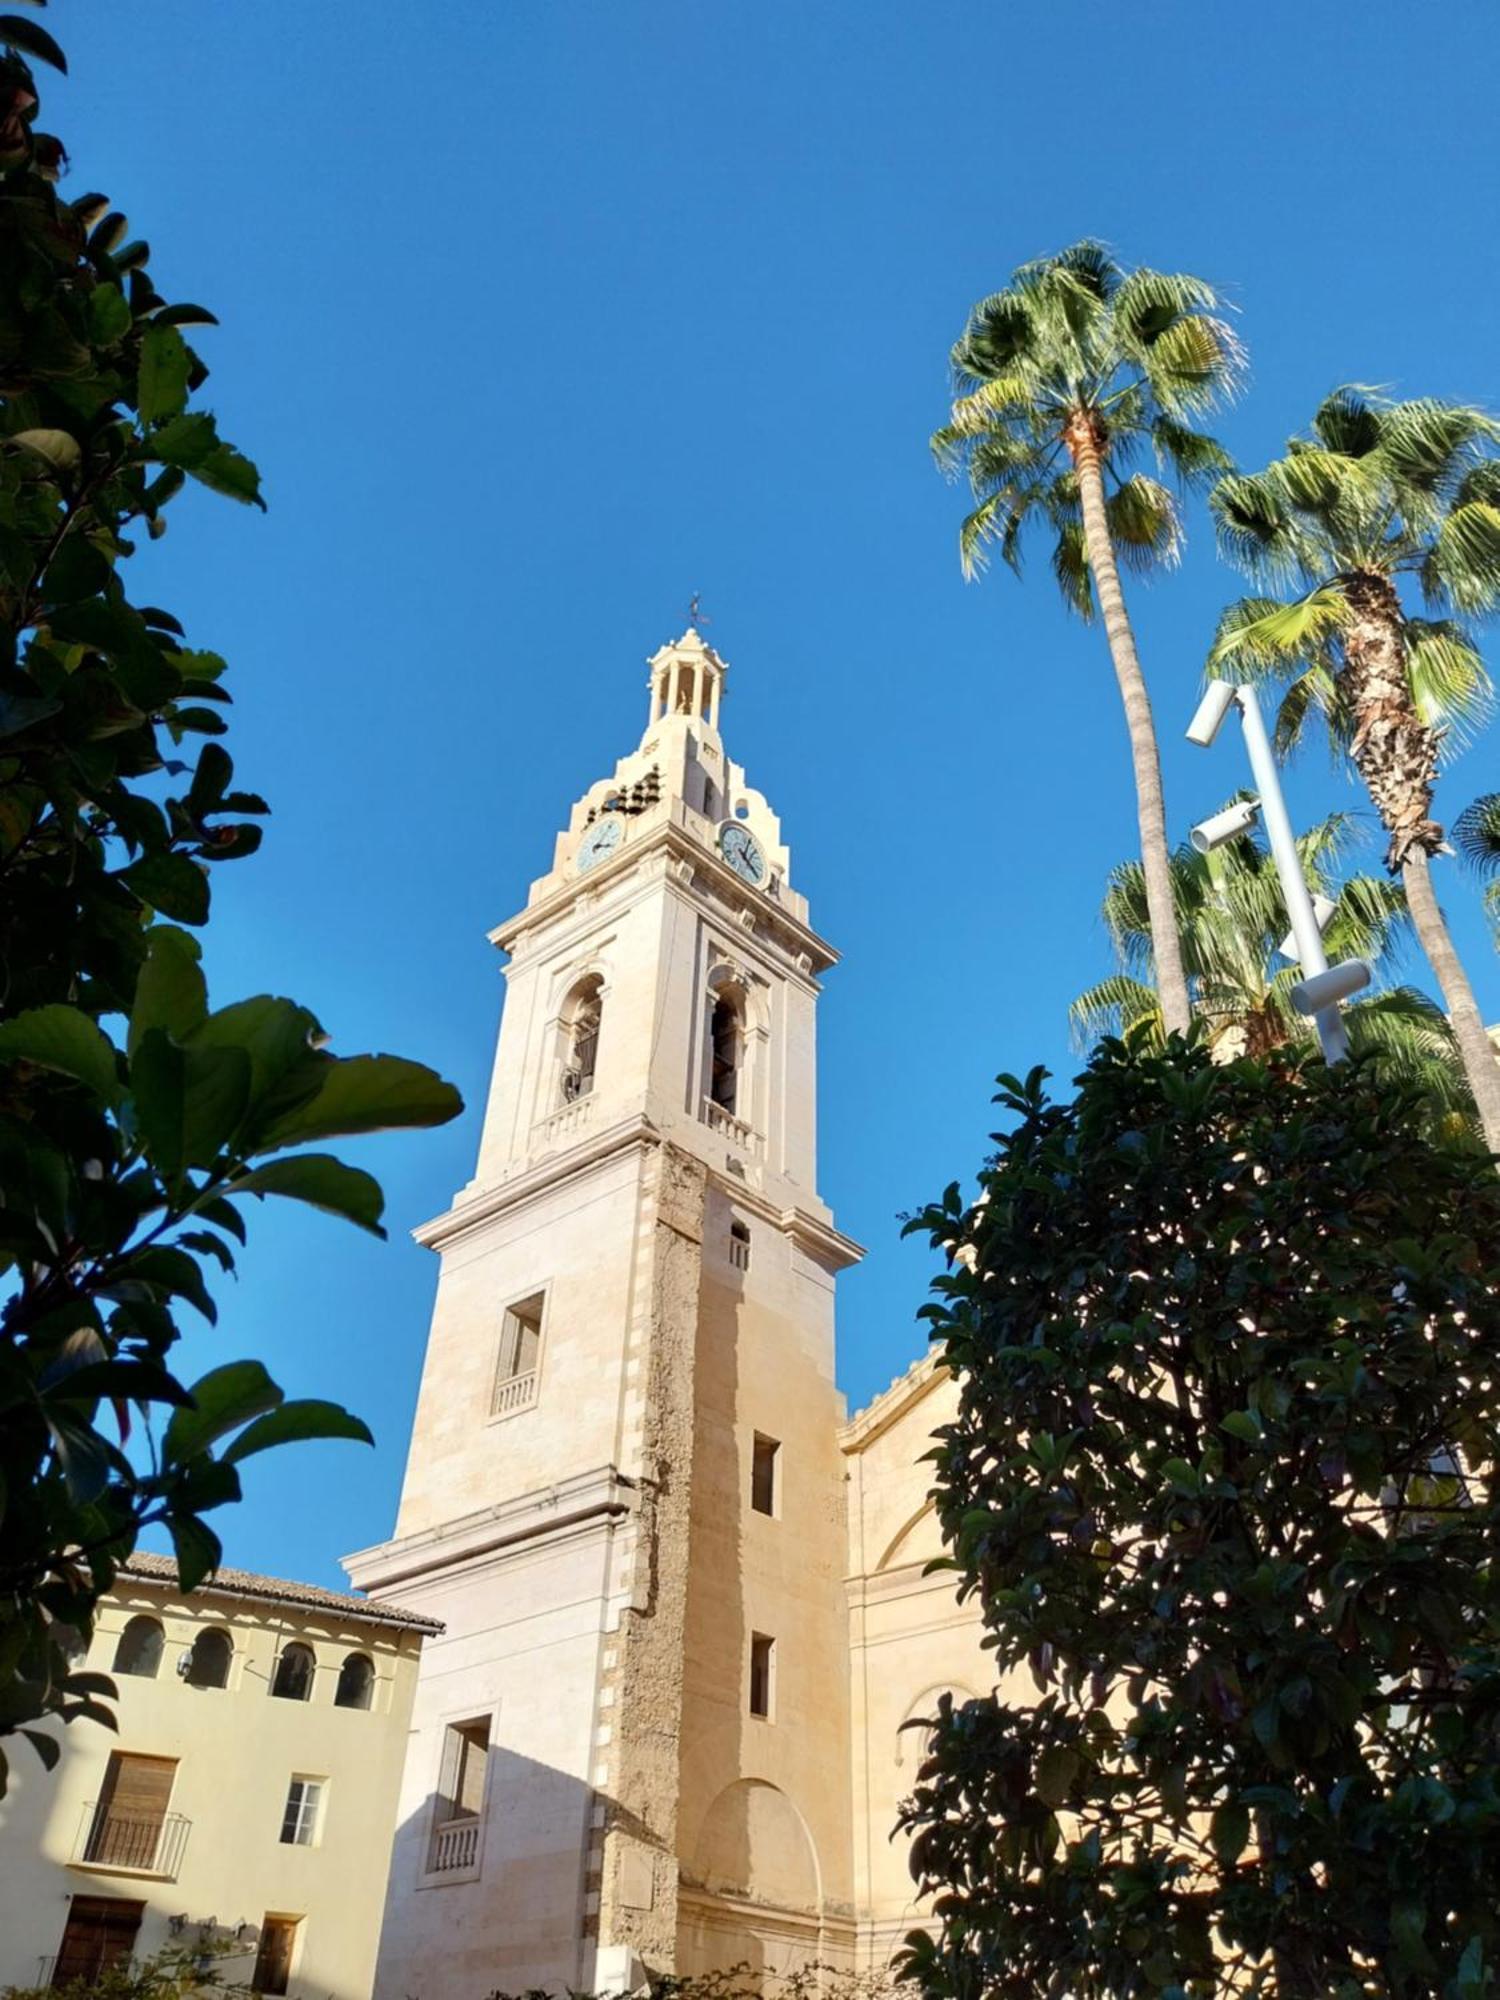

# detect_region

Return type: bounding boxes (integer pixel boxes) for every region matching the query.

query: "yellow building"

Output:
[345,629,986,1993]
[0,1554,437,2000]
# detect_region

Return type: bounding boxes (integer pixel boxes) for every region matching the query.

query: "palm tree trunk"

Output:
[1341,572,1500,1152]
[1402,848,1500,1152]
[1066,414,1192,1038]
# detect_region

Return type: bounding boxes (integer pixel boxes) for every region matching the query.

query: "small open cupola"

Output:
[646,627,726,732]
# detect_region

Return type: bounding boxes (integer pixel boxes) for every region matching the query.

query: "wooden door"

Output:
[252,1916,300,1996]
[53,1897,144,1986]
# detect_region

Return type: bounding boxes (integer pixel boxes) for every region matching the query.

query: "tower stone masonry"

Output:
[345,630,990,1994]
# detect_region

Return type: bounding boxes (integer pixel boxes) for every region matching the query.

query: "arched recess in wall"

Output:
[558,972,605,1105]
[691,1777,821,1914]
[895,1682,982,1769]
[874,1500,948,1574]
[702,961,764,1127]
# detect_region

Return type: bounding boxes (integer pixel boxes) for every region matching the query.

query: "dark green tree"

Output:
[899,1043,1500,1999]
[0,5,461,1789]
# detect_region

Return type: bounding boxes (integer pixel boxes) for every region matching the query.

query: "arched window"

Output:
[185,1627,233,1690]
[270,1642,316,1702]
[113,1615,164,1680]
[560,977,603,1104]
[710,994,742,1115]
[334,1652,375,1711]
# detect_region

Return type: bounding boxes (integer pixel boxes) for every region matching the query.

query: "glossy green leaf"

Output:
[138,323,191,425]
[0,1004,120,1105]
[162,1361,283,1467]
[223,1153,386,1235]
[221,1399,374,1466]
[256,1054,462,1152]
[127,927,208,1058]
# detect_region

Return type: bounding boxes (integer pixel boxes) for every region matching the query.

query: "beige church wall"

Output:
[0,1575,423,2000]
[843,1362,1000,1969]
[391,1144,650,1542]
[361,1513,637,2000]
[675,1183,856,1974]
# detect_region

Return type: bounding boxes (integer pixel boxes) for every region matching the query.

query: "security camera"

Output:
[175,1650,193,1678]
[1277,894,1337,963]
[1290,959,1372,1015]
[1190,797,1260,853]
[1185,680,1240,748]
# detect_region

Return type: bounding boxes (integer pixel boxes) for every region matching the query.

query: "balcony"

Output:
[429,1817,480,1875]
[490,1370,538,1420]
[75,1805,191,1880]
[700,1097,758,1154]
[533,1095,596,1150]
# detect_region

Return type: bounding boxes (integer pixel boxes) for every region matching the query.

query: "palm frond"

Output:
[1376,397,1500,496]
[1402,619,1494,750]
[1311,387,1383,460]
[1425,501,1500,615]
[1106,474,1181,574]
[1051,519,1093,620]
[1210,472,1313,583]
[1069,973,1161,1052]
[1150,414,1233,490]
[950,290,1035,386]
[1272,665,1343,757]
[1453,792,1500,875]
[939,377,1038,441]
[1209,588,1348,677]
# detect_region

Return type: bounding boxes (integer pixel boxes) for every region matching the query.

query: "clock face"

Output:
[577,815,623,873]
[719,820,767,887]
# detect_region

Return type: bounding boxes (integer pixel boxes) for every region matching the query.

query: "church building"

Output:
[344,629,989,1995]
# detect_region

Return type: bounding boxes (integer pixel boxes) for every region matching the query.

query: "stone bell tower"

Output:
[347,629,862,1995]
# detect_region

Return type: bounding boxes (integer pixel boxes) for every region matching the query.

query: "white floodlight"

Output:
[1185,679,1239,748]
[1190,797,1260,853]
[1290,959,1372,1015]
[1277,893,1336,963]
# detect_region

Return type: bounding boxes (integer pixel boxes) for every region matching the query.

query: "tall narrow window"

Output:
[561,977,603,1103]
[751,1436,779,1517]
[749,1634,775,1719]
[185,1627,232,1689]
[334,1651,375,1711]
[112,1615,164,1680]
[492,1292,544,1415]
[430,1718,490,1874]
[280,1776,324,1847]
[710,996,741,1114]
[270,1642,315,1703]
[85,1753,177,1870]
[729,1219,751,1271]
[251,1916,300,1996]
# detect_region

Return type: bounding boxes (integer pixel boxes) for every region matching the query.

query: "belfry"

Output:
[345,630,987,1992]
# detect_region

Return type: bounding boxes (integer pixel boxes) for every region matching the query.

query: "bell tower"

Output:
[347,629,862,1994]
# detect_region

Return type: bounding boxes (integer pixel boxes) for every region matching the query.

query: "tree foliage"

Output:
[899,1043,1500,1999]
[1070,810,1473,1137]
[0,7,461,1790]
[1454,793,1500,948]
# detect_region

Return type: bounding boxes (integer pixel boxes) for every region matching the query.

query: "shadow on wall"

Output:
[375,1750,598,2000]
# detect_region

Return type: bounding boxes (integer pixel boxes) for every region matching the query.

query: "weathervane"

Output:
[686,591,711,632]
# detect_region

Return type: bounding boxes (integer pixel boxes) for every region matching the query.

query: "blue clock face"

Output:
[577,816,623,872]
[719,820,767,886]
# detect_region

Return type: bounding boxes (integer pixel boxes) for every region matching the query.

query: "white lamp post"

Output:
[1185,681,1371,1064]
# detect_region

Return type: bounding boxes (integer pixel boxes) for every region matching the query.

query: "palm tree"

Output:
[1455,791,1500,947]
[1072,810,1474,1132]
[1210,387,1500,1151]
[933,241,1244,1039]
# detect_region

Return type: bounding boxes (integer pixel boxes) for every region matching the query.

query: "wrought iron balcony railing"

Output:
[75,1805,191,1879]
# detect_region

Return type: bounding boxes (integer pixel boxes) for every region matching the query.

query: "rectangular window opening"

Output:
[279,1776,324,1848]
[492,1293,544,1415]
[751,1435,779,1517]
[429,1716,490,1875]
[729,1220,751,1272]
[53,1898,144,1988]
[251,1916,300,1997]
[85,1752,177,1871]
[749,1633,775,1720]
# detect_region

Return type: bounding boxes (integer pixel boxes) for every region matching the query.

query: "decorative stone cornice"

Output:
[344,1465,640,1595]
[415,1114,662,1252]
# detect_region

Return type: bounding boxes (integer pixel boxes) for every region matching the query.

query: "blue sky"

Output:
[51,1,1500,1587]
